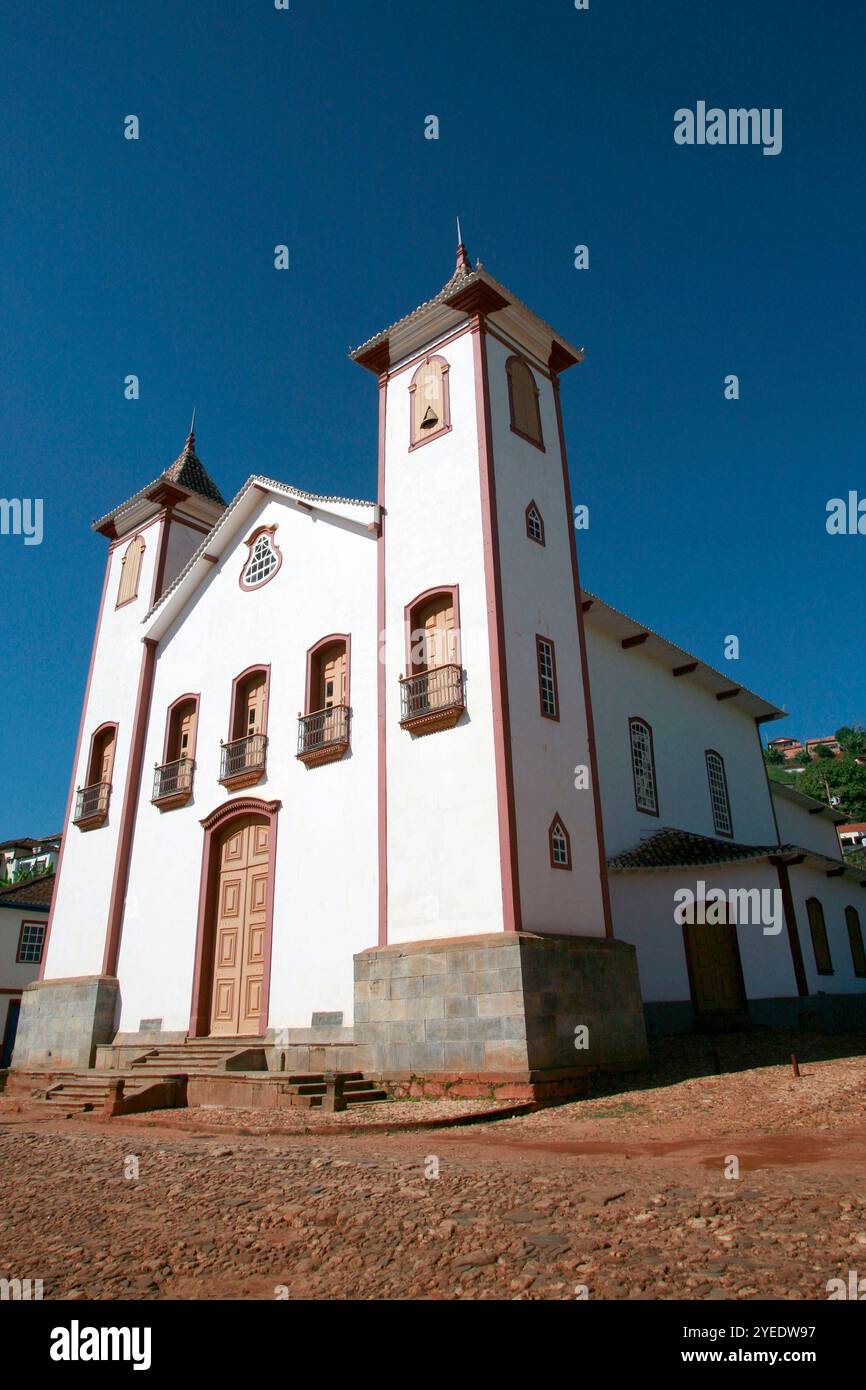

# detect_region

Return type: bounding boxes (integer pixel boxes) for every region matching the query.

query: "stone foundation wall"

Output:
[11,976,120,1071]
[354,932,647,1080]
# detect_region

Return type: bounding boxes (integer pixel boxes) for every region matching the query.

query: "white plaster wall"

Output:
[773,792,844,860]
[161,515,208,595]
[383,331,504,942]
[43,515,166,979]
[788,864,866,995]
[610,861,800,1003]
[586,624,778,856]
[116,493,378,1033]
[486,333,605,937]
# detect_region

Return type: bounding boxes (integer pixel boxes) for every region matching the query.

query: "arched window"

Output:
[705,750,732,837]
[549,815,571,870]
[845,905,866,978]
[525,501,545,546]
[221,666,269,788]
[74,722,117,828]
[400,586,464,732]
[629,718,658,816]
[298,635,351,765]
[409,355,451,448]
[506,356,544,449]
[805,897,833,976]
[116,535,145,607]
[240,525,282,590]
[154,695,199,806]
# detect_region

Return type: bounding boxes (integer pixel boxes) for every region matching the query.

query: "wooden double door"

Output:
[209,815,270,1036]
[683,912,748,1023]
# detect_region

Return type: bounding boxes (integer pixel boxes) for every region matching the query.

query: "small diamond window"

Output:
[241,532,279,589]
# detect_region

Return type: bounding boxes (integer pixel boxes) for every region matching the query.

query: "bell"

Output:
[421,405,438,429]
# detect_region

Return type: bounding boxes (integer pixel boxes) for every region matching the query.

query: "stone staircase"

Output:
[282,1071,387,1109]
[130,1040,268,1073]
[33,1076,155,1114]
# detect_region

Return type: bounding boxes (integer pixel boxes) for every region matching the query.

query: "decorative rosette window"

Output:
[240,525,282,590]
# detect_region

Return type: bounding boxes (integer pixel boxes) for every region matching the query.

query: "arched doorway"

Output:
[190,798,281,1038]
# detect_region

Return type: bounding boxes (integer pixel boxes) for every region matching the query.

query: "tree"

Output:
[836,725,866,758]
[815,743,836,759]
[796,755,866,822]
[763,745,785,765]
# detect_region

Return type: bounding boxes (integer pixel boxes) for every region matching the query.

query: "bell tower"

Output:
[351,240,646,1091]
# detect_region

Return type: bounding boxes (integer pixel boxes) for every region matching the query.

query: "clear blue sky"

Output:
[1,1,864,840]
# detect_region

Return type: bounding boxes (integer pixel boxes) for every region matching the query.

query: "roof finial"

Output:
[455,216,471,272]
[187,407,196,449]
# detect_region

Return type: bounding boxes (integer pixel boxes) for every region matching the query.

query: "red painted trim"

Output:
[525,500,545,546]
[548,814,572,871]
[628,715,659,817]
[472,318,522,933]
[161,692,201,764]
[0,988,24,996]
[386,322,474,382]
[485,320,556,380]
[770,859,808,995]
[115,533,146,609]
[304,634,351,714]
[408,354,452,451]
[551,371,614,938]
[188,797,282,1037]
[228,664,271,741]
[376,372,389,947]
[39,545,113,978]
[506,355,545,452]
[238,524,283,592]
[403,584,462,676]
[16,919,46,964]
[535,633,560,722]
[102,639,158,975]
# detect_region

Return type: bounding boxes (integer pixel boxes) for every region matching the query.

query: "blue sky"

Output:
[1,0,864,840]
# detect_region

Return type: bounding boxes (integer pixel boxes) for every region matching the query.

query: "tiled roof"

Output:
[0,872,55,908]
[350,261,479,359]
[607,828,793,871]
[91,431,226,532]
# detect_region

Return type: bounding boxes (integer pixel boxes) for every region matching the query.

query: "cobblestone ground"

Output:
[1,1035,864,1300]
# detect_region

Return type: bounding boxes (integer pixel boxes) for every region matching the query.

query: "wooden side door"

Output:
[683,907,747,1018]
[210,817,269,1036]
[320,645,347,742]
[239,674,267,768]
[415,595,457,708]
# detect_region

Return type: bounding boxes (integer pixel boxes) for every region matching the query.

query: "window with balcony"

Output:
[525,501,545,546]
[400,586,464,735]
[220,666,269,789]
[549,815,571,870]
[408,355,451,449]
[806,897,833,976]
[298,636,351,767]
[116,534,145,608]
[74,723,117,829]
[629,717,659,816]
[153,695,199,809]
[506,355,544,450]
[705,749,732,837]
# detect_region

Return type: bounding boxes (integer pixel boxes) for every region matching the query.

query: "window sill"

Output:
[152,789,194,811]
[297,739,350,768]
[219,768,266,792]
[399,704,464,737]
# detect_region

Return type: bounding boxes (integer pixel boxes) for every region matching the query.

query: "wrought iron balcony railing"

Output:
[219,733,267,789]
[399,663,465,734]
[297,704,350,767]
[73,781,111,829]
[152,757,195,808]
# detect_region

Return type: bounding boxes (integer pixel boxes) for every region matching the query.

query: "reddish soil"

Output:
[1,1031,864,1300]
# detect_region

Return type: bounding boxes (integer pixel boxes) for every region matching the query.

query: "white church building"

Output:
[13,244,866,1092]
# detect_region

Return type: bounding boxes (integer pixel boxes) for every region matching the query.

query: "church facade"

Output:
[13,246,866,1086]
